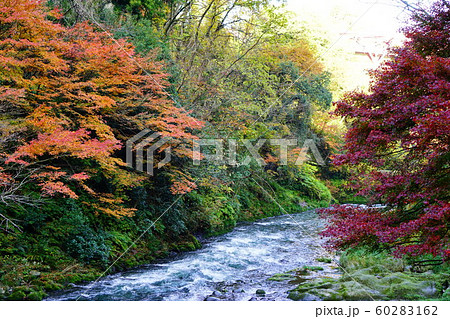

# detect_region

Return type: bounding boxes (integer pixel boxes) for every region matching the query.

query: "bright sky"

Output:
[284,0,431,91]
[286,0,410,39]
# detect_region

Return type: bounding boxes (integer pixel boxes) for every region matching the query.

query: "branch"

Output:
[394,0,433,20]
[0,211,22,233]
[221,32,266,80]
[164,1,192,36]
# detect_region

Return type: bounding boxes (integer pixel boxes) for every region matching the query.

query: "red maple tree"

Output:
[320,1,449,260]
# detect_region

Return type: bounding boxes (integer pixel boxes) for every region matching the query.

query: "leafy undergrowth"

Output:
[184,172,331,237]
[0,235,202,300]
[0,256,100,300]
[286,248,450,301]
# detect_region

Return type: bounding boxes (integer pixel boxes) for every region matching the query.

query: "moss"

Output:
[27,290,47,301]
[378,274,438,300]
[268,273,296,281]
[288,248,448,301]
[311,287,344,301]
[256,289,266,296]
[287,291,306,301]
[7,289,26,301]
[339,281,385,301]
[289,265,324,276]
[441,288,450,301]
[292,278,335,292]
[43,281,64,291]
[170,236,201,252]
[316,257,332,263]
[303,265,324,271]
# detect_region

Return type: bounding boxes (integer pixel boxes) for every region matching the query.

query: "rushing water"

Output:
[47,210,340,301]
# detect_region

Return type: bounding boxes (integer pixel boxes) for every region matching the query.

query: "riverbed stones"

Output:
[287,265,442,301]
[287,291,303,300]
[287,291,323,301]
[339,281,385,300]
[256,289,266,296]
[204,296,221,301]
[294,278,334,292]
[268,273,296,281]
[302,293,322,301]
[316,257,333,263]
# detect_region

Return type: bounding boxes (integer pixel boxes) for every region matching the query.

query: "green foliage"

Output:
[338,248,450,301]
[278,62,333,111]
[183,168,331,237]
[324,178,367,204]
[113,0,174,22]
[64,229,110,266]
[185,187,239,236]
[278,164,332,204]
[340,247,406,273]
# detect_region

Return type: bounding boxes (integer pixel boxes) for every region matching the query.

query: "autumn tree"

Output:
[320,0,449,261]
[0,0,203,217]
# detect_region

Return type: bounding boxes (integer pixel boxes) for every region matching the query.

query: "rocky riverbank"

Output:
[282,249,450,301]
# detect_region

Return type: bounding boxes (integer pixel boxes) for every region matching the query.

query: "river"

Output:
[46,210,340,301]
